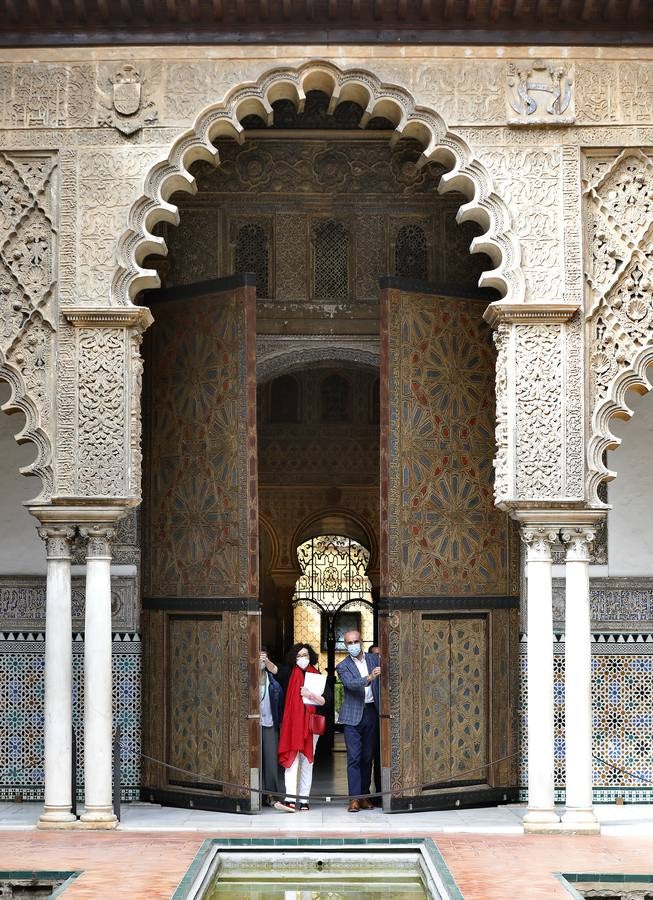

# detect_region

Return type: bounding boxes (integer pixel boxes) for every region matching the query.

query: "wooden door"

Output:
[141,275,260,812]
[379,277,519,812]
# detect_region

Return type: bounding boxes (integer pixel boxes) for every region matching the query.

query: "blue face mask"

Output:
[347,642,361,657]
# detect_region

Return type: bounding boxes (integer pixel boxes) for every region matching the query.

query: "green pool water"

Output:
[203,874,427,899]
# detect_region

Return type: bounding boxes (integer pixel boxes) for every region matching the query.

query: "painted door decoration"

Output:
[141,275,260,812]
[379,277,519,811]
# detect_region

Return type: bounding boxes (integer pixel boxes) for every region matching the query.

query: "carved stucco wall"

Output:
[1,49,653,516]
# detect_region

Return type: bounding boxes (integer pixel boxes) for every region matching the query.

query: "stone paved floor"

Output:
[2,803,653,897]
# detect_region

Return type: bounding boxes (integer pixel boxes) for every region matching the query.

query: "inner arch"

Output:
[113,61,524,308]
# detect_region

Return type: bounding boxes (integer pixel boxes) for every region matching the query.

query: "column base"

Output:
[561,808,601,834]
[79,808,118,829]
[523,808,562,833]
[37,808,77,829]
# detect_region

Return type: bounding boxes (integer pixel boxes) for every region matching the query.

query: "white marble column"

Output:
[561,526,600,833]
[80,525,117,827]
[521,526,561,832]
[37,525,77,828]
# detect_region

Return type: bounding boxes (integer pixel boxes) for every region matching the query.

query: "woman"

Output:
[274,642,328,812]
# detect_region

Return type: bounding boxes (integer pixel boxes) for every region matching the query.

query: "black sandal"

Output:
[299,802,310,811]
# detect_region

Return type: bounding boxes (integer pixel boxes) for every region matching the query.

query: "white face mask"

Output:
[296,656,310,670]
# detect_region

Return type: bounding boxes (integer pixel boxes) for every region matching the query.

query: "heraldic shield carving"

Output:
[98,63,158,134]
[507,59,574,124]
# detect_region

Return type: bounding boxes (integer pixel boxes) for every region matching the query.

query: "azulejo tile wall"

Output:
[519,634,653,803]
[0,632,141,802]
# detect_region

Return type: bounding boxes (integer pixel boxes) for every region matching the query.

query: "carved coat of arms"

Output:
[507,60,574,124]
[98,64,158,135]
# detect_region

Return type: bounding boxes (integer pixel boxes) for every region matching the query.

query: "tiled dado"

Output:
[519,634,653,802]
[0,632,141,802]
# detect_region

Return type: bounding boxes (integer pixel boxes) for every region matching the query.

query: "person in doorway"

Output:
[274,643,329,812]
[367,643,382,805]
[258,646,283,807]
[336,631,380,812]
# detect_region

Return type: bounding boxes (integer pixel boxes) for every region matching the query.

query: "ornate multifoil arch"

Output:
[588,344,653,502]
[0,353,52,500]
[111,61,524,306]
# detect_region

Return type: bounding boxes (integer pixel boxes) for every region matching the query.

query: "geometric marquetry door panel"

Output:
[141,275,260,812]
[379,278,519,812]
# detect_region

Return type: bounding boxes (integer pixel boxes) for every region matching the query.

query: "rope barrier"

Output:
[140,749,653,802]
[141,750,520,803]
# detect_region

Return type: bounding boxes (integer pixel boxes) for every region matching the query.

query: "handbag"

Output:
[308,713,326,736]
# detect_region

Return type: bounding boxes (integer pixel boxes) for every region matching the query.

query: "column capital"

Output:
[80,525,116,559]
[520,526,559,561]
[37,526,76,560]
[561,526,596,562]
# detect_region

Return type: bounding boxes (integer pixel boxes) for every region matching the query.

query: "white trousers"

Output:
[284,734,319,802]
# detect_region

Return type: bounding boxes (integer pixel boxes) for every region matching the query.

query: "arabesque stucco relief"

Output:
[0,52,652,507]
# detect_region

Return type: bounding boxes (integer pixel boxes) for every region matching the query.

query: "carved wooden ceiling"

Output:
[1,0,651,46]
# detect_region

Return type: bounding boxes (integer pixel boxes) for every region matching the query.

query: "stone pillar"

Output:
[37,525,77,828]
[521,526,561,832]
[79,525,117,828]
[561,526,600,834]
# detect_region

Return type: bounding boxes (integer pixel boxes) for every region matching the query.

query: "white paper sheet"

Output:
[302,671,327,704]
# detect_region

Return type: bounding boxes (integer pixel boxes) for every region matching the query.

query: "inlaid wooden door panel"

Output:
[379,277,518,812]
[141,276,259,812]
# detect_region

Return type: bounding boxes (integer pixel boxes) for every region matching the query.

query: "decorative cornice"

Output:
[62,306,153,330]
[512,509,606,528]
[484,301,581,327]
[27,505,130,527]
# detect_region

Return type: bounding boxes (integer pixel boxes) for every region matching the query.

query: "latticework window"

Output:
[234,223,269,296]
[395,223,428,280]
[312,219,350,300]
[320,374,350,423]
[269,374,301,423]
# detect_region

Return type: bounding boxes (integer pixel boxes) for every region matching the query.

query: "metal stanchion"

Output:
[71,726,78,819]
[112,724,121,821]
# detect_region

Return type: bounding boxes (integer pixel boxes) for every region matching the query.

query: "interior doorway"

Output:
[138,91,519,813]
[257,365,381,799]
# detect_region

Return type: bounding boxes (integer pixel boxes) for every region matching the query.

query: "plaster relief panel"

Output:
[162,60,271,123]
[411,61,505,125]
[76,148,167,304]
[0,64,94,129]
[76,328,127,497]
[475,148,563,302]
[584,150,653,411]
[515,324,564,499]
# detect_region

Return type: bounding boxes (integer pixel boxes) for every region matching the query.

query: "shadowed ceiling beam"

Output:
[328,0,338,19]
[627,0,641,19]
[466,0,477,18]
[489,0,502,20]
[420,0,430,18]
[189,0,200,20]
[397,0,407,19]
[212,0,223,19]
[26,0,39,20]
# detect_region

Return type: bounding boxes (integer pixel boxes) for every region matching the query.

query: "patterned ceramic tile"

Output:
[0,634,141,802]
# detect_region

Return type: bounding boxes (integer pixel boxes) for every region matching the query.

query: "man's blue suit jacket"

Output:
[336,652,380,726]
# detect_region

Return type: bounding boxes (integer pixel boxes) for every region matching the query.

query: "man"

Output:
[336,630,380,812]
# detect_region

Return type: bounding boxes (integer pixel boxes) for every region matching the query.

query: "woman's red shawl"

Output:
[277,664,318,769]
